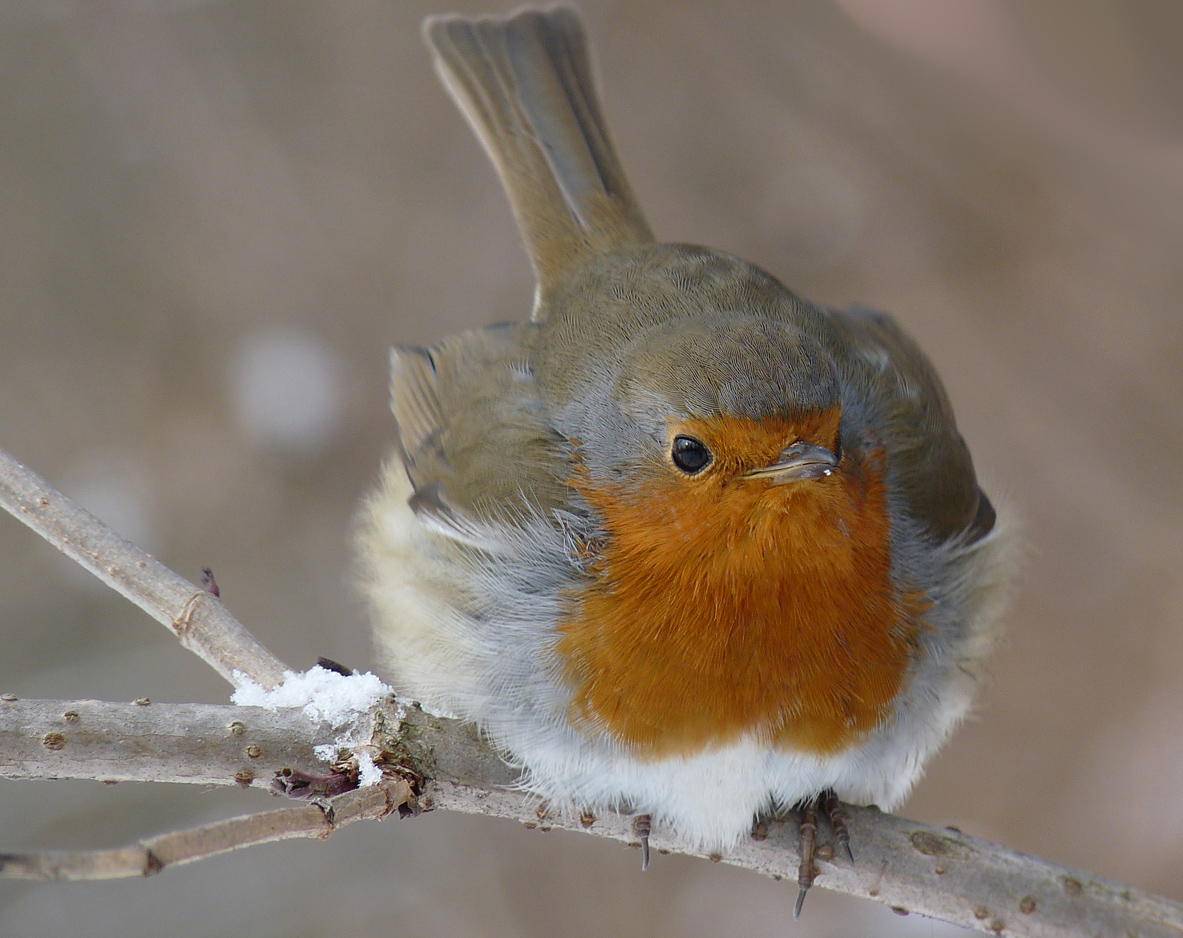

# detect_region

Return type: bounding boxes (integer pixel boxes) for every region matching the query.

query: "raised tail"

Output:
[423,6,654,308]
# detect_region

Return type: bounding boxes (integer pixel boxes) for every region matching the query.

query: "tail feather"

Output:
[424,7,653,306]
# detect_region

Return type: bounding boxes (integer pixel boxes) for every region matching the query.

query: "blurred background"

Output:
[1,0,1181,934]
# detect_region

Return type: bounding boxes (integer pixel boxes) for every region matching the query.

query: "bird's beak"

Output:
[745,441,839,484]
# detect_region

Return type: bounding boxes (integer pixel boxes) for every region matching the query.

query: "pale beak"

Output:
[745,441,839,484]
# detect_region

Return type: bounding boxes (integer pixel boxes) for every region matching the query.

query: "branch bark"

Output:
[2,446,1182,936]
[0,698,331,788]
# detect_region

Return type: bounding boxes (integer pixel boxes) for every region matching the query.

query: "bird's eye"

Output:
[671,435,712,474]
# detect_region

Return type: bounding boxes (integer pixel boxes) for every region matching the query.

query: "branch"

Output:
[0,447,287,689]
[2,446,1182,935]
[384,703,1183,938]
[4,694,1181,936]
[0,698,333,788]
[0,781,411,880]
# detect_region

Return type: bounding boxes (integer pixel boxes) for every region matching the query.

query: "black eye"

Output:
[671,435,712,474]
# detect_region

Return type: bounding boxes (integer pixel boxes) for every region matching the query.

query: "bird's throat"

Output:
[558,441,922,758]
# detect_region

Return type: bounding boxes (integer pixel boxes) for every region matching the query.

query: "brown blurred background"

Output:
[1,0,1181,934]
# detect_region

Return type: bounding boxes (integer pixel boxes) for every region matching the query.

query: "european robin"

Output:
[357,5,1016,908]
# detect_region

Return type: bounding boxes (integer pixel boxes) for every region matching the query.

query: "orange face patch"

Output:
[557,408,921,758]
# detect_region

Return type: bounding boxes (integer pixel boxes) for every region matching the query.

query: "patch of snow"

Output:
[356,750,383,788]
[313,743,338,762]
[233,666,392,786]
[231,666,389,727]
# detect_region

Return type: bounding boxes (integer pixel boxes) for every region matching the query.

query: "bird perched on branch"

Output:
[358,5,1015,911]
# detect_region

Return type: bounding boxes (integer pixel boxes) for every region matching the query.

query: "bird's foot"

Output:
[793,789,855,918]
[794,797,819,918]
[823,789,854,862]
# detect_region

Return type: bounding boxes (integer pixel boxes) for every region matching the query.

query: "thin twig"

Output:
[0,781,410,880]
[0,448,288,688]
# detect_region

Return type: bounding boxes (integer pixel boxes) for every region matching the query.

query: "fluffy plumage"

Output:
[356,6,1017,852]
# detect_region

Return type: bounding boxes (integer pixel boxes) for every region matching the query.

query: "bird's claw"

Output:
[793,790,855,917]
[633,813,652,871]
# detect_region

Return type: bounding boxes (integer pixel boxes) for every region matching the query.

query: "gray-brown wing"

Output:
[390,322,571,530]
[825,306,993,544]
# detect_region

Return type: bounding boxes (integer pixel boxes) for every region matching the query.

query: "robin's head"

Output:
[547,246,867,574]
[542,244,849,492]
[610,313,843,491]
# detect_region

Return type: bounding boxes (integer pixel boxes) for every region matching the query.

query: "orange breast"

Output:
[557,412,923,758]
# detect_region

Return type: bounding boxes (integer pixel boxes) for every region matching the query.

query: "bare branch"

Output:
[387,702,1183,938]
[2,696,1182,935]
[0,781,410,880]
[0,448,288,688]
[0,698,333,789]
[431,778,1183,938]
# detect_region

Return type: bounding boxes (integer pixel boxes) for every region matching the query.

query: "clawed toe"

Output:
[792,790,855,918]
[794,798,819,917]
[824,790,854,863]
[633,813,652,870]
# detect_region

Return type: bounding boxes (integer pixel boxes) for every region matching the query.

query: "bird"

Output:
[356,5,1016,912]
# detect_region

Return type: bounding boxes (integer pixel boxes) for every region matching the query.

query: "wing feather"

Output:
[386,322,569,529]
